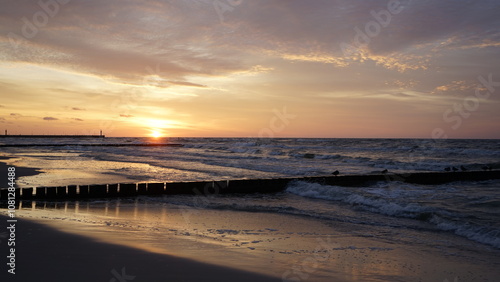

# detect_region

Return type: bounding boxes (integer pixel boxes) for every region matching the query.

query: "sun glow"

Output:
[142,119,181,138]
[150,129,163,138]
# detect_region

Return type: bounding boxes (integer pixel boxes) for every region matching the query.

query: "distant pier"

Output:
[0,134,105,138]
[1,129,105,138]
[1,170,499,201]
[0,143,183,147]
[0,130,186,147]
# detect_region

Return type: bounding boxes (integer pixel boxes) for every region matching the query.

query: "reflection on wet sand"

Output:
[13,198,500,281]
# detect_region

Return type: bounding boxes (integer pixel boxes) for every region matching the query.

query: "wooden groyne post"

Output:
[1,170,499,201]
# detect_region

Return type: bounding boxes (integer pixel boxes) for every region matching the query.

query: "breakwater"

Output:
[0,143,183,147]
[0,134,104,138]
[1,170,499,201]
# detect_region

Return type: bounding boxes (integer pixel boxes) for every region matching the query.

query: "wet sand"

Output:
[10,199,500,281]
[0,215,280,282]
[0,159,282,281]
[0,157,41,189]
[0,155,137,188]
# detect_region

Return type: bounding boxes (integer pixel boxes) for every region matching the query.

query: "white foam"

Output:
[286,180,500,249]
[286,181,432,218]
[430,216,500,249]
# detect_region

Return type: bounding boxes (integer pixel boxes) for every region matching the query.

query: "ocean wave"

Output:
[430,215,500,249]
[285,180,500,249]
[286,181,435,218]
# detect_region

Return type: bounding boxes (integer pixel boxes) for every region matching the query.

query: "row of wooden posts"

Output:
[1,179,290,200]
[1,170,500,201]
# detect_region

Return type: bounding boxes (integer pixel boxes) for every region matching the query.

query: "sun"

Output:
[150,129,163,138]
[141,119,180,138]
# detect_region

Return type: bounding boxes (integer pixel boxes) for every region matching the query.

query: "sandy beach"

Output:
[1,158,289,281]
[5,198,499,282]
[1,161,284,281]
[0,215,282,282]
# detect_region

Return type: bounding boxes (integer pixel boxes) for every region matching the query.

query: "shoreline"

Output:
[11,199,500,281]
[0,158,42,189]
[0,214,280,281]
[0,155,138,189]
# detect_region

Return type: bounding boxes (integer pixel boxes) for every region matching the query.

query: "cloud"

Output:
[389,92,414,98]
[0,0,498,82]
[385,79,419,90]
[43,117,58,121]
[10,113,22,118]
[0,0,249,86]
[0,0,499,139]
[168,81,207,88]
[432,80,476,95]
[227,0,499,71]
[72,118,84,121]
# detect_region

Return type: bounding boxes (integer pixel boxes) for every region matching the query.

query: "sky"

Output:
[0,0,499,138]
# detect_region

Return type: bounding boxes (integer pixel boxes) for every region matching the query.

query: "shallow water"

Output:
[16,194,500,281]
[2,137,499,248]
[2,137,500,280]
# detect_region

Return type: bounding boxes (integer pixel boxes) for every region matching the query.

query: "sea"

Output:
[1,137,500,280]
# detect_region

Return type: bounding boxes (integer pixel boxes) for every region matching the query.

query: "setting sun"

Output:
[150,129,163,138]
[141,119,181,138]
